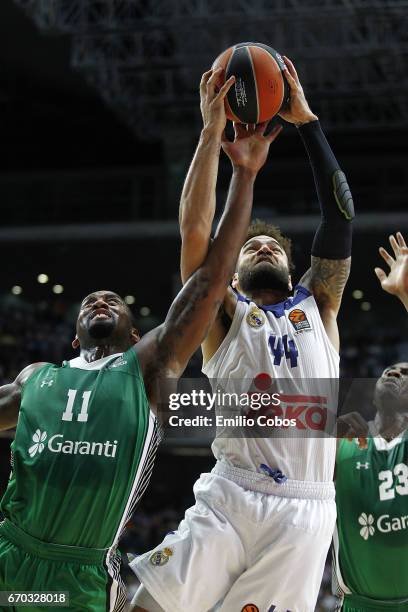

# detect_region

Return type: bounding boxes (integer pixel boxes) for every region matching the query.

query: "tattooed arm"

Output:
[135,166,258,411]
[300,258,351,351]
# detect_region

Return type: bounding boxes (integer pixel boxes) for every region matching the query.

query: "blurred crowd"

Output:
[0,296,75,384]
[0,295,407,384]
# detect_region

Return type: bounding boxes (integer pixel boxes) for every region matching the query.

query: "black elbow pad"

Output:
[333,170,355,221]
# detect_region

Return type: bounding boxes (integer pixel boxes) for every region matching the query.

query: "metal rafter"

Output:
[15,0,408,31]
[13,0,408,135]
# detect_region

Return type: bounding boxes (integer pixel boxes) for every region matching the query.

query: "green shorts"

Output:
[0,520,126,611]
[342,593,408,612]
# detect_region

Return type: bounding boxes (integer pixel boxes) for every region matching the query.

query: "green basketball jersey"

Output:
[1,348,159,550]
[335,421,408,602]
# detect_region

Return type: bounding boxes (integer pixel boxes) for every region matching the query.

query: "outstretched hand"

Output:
[375,232,408,310]
[278,56,318,127]
[200,68,235,137]
[221,122,283,175]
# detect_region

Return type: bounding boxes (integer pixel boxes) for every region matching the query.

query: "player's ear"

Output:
[131,328,140,344]
[232,272,239,289]
[72,335,80,349]
[288,275,293,291]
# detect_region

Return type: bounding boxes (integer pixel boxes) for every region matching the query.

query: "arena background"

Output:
[0,1,408,609]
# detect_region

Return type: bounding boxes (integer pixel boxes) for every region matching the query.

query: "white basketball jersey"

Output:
[202,285,339,482]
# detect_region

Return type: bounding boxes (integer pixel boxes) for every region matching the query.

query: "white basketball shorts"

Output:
[131,462,336,612]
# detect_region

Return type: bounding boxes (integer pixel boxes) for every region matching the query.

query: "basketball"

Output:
[212,42,290,124]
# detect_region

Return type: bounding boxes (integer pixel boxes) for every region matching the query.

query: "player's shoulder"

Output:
[14,362,51,387]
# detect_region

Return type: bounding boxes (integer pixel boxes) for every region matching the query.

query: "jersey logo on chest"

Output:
[356,461,370,469]
[358,510,408,539]
[109,357,128,368]
[288,308,312,333]
[40,378,54,388]
[246,306,265,328]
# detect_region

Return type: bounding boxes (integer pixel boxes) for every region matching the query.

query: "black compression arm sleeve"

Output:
[298,120,354,260]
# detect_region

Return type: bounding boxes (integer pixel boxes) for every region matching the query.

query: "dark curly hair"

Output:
[244,219,294,271]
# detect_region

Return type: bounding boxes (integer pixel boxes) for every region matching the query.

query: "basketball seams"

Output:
[268,53,284,114]
[225,45,244,124]
[252,46,284,122]
[226,45,258,124]
[247,46,260,124]
[224,45,235,80]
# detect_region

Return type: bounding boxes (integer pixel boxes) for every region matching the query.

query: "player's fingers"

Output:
[282,66,297,89]
[343,416,367,439]
[208,67,224,91]
[266,124,283,143]
[200,69,213,90]
[337,416,354,437]
[345,425,359,440]
[344,424,363,440]
[389,234,400,258]
[216,75,235,100]
[200,69,213,83]
[374,267,387,284]
[283,55,300,83]
[397,231,407,248]
[379,246,394,268]
[234,122,247,138]
[255,121,268,134]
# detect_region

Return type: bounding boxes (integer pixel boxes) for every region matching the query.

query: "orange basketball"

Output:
[212,42,290,124]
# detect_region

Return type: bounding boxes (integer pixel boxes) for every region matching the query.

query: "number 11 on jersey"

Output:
[62,389,91,423]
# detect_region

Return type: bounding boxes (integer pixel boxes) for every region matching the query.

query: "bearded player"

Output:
[0,71,269,611]
[132,58,353,611]
[334,232,408,611]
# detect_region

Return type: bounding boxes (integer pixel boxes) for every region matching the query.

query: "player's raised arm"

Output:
[375,231,408,311]
[280,56,354,351]
[0,363,45,430]
[178,69,282,364]
[179,69,282,282]
[179,68,234,284]
[136,153,268,406]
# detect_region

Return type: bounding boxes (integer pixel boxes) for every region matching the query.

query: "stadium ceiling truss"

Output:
[14,0,408,137]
